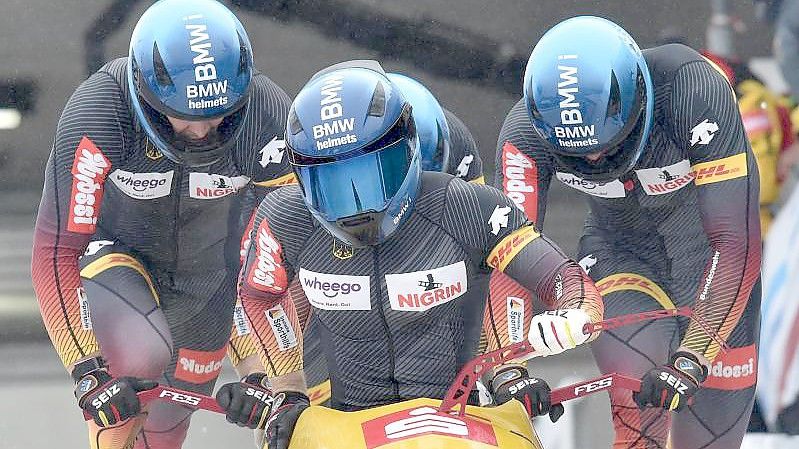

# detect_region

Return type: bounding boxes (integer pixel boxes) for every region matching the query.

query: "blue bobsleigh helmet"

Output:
[286,60,421,247]
[523,16,654,182]
[386,73,451,172]
[127,0,253,167]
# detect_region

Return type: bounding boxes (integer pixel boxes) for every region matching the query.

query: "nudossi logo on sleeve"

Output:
[298,268,371,310]
[174,347,227,384]
[501,142,537,216]
[385,261,468,312]
[246,221,287,294]
[703,344,757,390]
[68,137,112,234]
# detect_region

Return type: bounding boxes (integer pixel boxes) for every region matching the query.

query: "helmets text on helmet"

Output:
[184,14,229,110]
[555,54,598,148]
[314,74,358,150]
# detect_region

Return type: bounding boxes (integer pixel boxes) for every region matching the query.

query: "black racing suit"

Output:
[255,109,487,405]
[236,172,603,411]
[31,58,294,448]
[494,44,761,449]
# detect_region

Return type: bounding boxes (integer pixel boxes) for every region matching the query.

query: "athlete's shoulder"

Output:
[644,44,707,85]
[249,71,292,116]
[498,98,549,154]
[258,185,315,235]
[443,108,483,181]
[55,58,134,163]
[439,174,529,257]
[235,70,294,184]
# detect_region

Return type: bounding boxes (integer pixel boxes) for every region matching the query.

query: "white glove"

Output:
[528,309,591,357]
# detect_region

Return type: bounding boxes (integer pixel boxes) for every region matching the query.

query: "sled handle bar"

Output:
[83,385,225,421]
[85,308,720,420]
[551,373,640,405]
[82,371,642,422]
[439,306,724,415]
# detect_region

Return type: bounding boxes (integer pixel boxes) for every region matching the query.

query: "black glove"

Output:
[265,391,310,449]
[489,365,564,423]
[633,351,708,411]
[72,357,157,426]
[216,372,281,429]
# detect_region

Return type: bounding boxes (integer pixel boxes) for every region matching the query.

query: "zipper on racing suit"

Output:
[373,247,401,402]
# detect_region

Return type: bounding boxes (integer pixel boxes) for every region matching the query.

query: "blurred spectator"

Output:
[757,179,799,435]
[774,0,799,101]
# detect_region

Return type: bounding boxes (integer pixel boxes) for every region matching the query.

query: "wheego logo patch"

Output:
[175,347,227,384]
[68,137,111,234]
[246,221,287,294]
[298,268,371,310]
[362,406,497,449]
[635,159,694,196]
[703,344,757,390]
[189,173,249,199]
[501,142,537,217]
[385,262,468,312]
[184,14,229,110]
[313,73,357,150]
[110,169,173,199]
[266,304,298,351]
[555,172,626,198]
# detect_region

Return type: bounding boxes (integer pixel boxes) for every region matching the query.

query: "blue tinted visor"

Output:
[291,109,417,221]
[295,139,414,221]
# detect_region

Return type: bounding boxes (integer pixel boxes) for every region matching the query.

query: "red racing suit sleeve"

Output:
[486,102,560,349]
[493,99,556,229]
[236,208,304,378]
[486,225,604,333]
[444,180,603,347]
[675,60,762,361]
[31,72,123,368]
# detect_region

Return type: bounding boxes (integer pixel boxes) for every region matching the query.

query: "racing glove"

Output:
[264,391,310,449]
[489,364,564,422]
[633,350,709,411]
[72,356,157,426]
[528,309,591,357]
[216,372,280,429]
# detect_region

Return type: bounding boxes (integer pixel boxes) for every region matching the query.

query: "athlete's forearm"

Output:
[682,173,761,361]
[32,181,98,368]
[238,288,304,378]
